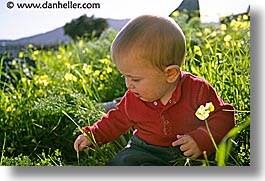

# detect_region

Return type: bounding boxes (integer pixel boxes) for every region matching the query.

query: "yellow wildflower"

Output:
[100,74,104,80]
[11,59,17,66]
[82,64,92,75]
[98,83,105,91]
[204,28,211,35]
[230,19,237,28]
[224,35,232,42]
[18,52,24,58]
[195,102,215,120]
[34,75,50,86]
[64,73,77,82]
[106,67,112,74]
[6,105,15,112]
[195,32,203,37]
[223,42,230,48]
[220,24,227,31]
[241,21,250,29]
[99,58,110,65]
[210,31,217,38]
[36,89,44,95]
[205,43,211,49]
[193,45,202,56]
[57,55,62,59]
[243,14,249,20]
[33,50,40,56]
[21,77,27,83]
[93,70,101,77]
[28,44,34,49]
[237,15,242,22]
[65,63,71,69]
[4,95,9,103]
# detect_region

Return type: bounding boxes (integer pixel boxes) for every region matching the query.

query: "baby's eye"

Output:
[132,78,140,82]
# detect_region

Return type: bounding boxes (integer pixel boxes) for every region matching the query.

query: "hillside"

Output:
[0,18,129,51]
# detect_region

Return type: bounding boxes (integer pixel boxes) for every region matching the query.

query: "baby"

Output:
[74,14,235,166]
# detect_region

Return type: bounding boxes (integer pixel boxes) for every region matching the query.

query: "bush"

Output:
[64,15,108,40]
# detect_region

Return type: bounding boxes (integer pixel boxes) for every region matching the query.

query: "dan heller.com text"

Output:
[16,1,100,9]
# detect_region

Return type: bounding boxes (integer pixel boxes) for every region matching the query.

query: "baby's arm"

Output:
[74,134,92,152]
[172,134,202,159]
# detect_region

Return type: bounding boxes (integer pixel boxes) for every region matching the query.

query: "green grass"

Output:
[0,11,250,166]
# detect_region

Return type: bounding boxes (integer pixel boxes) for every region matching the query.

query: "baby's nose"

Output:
[125,79,134,90]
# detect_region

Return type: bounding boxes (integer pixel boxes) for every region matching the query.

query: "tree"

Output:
[64,15,108,40]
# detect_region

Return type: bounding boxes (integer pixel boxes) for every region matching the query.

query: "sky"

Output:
[0,0,250,40]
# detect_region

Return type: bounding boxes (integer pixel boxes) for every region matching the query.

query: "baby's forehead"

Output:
[115,54,152,67]
[116,58,162,77]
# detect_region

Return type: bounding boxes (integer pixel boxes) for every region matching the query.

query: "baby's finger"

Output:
[180,143,190,152]
[74,139,81,151]
[172,137,186,146]
[78,142,88,151]
[74,135,83,151]
[183,149,194,157]
[176,134,184,139]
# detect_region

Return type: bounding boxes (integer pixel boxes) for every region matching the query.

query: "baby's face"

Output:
[116,58,173,103]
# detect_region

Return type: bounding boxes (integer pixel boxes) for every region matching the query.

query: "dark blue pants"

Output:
[107,136,185,166]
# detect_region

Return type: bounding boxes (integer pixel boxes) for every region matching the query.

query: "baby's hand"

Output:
[74,134,91,152]
[172,134,202,159]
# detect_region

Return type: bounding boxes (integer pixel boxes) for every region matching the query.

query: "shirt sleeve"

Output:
[187,81,236,156]
[82,93,133,146]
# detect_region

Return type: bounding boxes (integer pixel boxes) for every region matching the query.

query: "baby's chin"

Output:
[139,97,155,103]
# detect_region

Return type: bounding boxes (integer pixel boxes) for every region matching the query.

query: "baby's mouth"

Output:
[133,92,140,98]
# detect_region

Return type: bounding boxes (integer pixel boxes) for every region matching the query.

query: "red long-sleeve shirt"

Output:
[83,71,236,156]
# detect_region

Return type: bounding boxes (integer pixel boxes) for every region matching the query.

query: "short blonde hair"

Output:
[111,15,186,70]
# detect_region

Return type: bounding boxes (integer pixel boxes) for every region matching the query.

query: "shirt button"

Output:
[169,99,172,103]
[153,101,158,106]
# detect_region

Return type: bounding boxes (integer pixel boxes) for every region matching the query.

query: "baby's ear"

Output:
[164,65,180,83]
